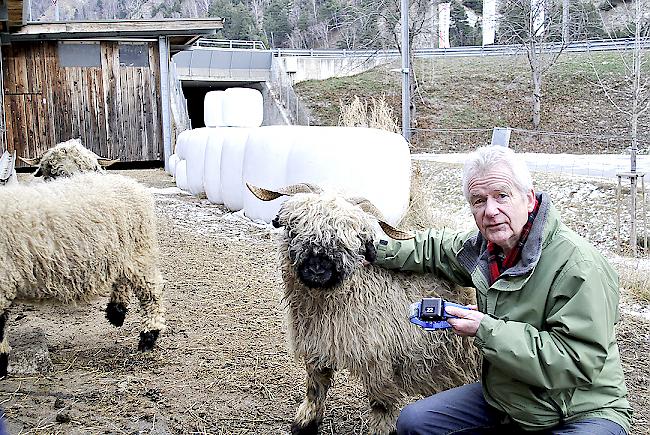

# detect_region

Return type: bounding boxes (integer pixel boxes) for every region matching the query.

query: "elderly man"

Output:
[374,145,631,434]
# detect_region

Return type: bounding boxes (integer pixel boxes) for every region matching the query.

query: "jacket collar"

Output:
[457,192,559,281]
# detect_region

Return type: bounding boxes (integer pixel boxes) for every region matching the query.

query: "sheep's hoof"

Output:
[105,303,128,327]
[0,353,8,378]
[291,420,319,435]
[138,330,160,352]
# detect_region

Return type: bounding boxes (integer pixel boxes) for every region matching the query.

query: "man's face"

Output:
[467,166,535,254]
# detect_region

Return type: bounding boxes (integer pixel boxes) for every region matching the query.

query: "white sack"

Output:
[222,88,263,128]
[174,129,193,160]
[242,126,411,226]
[242,126,304,222]
[168,153,180,176]
[185,130,212,195]
[220,128,251,212]
[175,160,189,192]
[203,128,227,204]
[204,90,225,127]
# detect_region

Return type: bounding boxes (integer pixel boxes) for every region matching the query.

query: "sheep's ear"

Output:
[247,183,286,201]
[97,158,120,168]
[378,221,414,240]
[18,156,41,167]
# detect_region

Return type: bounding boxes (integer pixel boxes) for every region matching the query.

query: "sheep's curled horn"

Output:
[245,183,415,241]
[18,156,119,167]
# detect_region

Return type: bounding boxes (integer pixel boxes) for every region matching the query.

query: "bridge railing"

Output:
[195,39,268,50]
[267,37,650,58]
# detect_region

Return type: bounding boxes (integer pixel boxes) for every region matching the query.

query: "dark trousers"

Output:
[396,383,627,435]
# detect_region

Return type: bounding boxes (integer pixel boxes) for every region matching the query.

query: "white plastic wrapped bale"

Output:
[168,154,180,177]
[220,128,252,211]
[242,126,411,226]
[204,90,225,127]
[174,128,194,161]
[175,159,189,192]
[185,129,213,195]
[203,128,227,204]
[222,88,263,128]
[242,126,307,222]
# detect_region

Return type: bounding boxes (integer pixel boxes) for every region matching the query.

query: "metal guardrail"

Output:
[195,39,268,50]
[266,37,650,58]
[190,38,649,60]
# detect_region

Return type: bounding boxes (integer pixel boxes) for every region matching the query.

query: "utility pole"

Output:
[400,0,410,141]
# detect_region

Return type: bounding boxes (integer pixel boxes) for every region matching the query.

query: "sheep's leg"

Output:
[105,278,130,328]
[0,311,10,378]
[368,396,400,435]
[131,272,165,352]
[292,364,333,435]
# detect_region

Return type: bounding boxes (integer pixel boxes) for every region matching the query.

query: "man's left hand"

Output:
[446,305,484,337]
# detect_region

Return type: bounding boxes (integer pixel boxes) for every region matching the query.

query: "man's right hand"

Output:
[446,305,483,337]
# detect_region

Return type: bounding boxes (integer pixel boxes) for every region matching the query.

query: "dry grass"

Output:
[338,95,399,133]
[617,262,650,304]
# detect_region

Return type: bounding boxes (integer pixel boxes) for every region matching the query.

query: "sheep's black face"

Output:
[275,193,378,290]
[297,253,342,288]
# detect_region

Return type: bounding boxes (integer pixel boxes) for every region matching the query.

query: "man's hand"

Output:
[446,305,483,337]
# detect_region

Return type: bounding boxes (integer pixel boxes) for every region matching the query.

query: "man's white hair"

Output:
[461,145,533,201]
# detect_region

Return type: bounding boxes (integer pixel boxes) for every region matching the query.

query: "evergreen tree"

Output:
[209,0,261,40]
[449,0,479,46]
[263,0,292,47]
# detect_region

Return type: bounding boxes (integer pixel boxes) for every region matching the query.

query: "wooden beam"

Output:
[10,18,223,39]
[6,0,23,29]
[0,43,6,152]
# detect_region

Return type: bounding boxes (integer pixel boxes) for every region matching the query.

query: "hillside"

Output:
[294,51,650,154]
[25,0,647,49]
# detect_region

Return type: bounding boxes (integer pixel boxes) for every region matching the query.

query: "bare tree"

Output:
[196,0,212,16]
[375,0,434,136]
[498,0,569,129]
[590,0,650,254]
[562,0,570,42]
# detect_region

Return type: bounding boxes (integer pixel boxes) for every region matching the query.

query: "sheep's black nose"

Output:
[272,217,281,228]
[298,254,339,288]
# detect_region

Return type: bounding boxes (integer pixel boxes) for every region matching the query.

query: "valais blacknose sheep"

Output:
[248,183,481,435]
[19,138,118,180]
[0,173,165,377]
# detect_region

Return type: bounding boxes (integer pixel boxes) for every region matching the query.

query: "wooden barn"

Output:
[0,1,222,166]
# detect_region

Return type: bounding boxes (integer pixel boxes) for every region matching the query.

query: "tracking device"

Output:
[409,297,470,330]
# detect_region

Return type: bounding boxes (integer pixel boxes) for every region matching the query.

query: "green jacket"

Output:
[376,193,632,432]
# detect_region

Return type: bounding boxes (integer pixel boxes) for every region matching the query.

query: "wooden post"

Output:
[617,175,622,251]
[158,36,171,171]
[643,176,648,252]
[617,171,647,256]
[0,43,5,152]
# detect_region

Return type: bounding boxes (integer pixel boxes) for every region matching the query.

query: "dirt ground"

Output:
[2,164,649,434]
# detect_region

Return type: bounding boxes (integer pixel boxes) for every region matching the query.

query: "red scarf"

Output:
[487,197,540,285]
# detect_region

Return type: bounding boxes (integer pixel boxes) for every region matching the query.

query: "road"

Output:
[412,152,650,179]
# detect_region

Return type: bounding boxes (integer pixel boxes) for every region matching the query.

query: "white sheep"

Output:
[18,138,118,180]
[0,172,165,377]
[248,183,481,435]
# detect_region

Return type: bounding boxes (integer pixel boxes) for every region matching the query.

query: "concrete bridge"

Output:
[171,40,392,128]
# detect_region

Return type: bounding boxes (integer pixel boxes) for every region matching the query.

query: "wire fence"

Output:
[410,127,650,155]
[268,59,311,126]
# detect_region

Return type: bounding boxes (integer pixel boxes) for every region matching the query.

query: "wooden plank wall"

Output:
[0,44,6,152]
[1,40,163,164]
